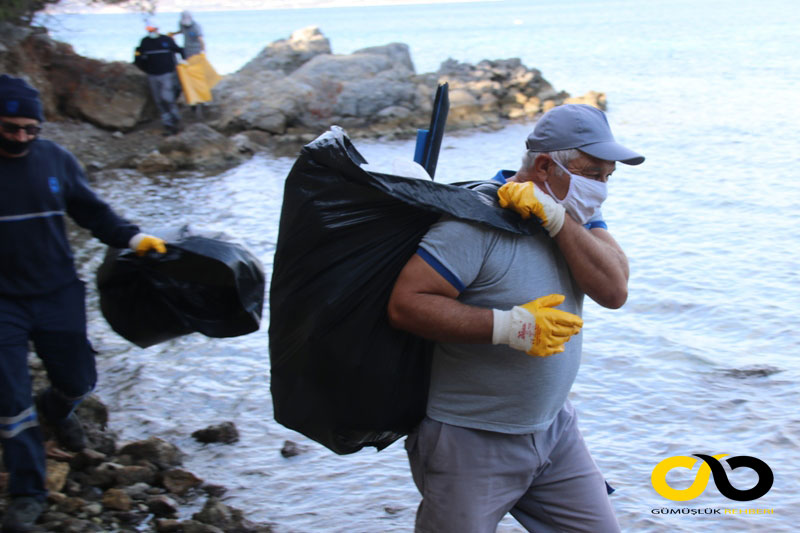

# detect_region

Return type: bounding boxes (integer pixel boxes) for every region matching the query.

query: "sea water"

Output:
[41,0,800,531]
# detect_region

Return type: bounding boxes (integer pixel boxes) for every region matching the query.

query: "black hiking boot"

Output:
[34,393,86,452]
[1,497,45,532]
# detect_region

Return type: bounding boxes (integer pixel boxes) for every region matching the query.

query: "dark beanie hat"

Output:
[0,75,44,122]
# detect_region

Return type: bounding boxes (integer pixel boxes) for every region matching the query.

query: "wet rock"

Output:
[123,481,153,500]
[202,483,227,498]
[83,501,103,516]
[70,448,107,471]
[86,461,123,489]
[193,497,274,532]
[720,365,783,379]
[118,437,184,469]
[46,459,70,492]
[115,464,158,486]
[280,440,309,458]
[192,421,240,444]
[56,496,87,514]
[181,520,225,533]
[156,518,183,532]
[157,123,247,171]
[137,150,179,174]
[162,468,203,496]
[101,487,132,511]
[147,494,180,517]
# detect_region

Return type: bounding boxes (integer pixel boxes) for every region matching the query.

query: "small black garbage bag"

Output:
[97,225,265,348]
[269,127,538,455]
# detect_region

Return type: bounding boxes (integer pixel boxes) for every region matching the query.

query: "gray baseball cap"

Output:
[525,104,644,165]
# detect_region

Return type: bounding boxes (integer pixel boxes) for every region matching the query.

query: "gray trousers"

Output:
[405,402,620,533]
[147,72,181,129]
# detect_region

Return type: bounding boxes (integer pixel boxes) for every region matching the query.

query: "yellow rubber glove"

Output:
[497,181,566,237]
[130,234,167,256]
[492,294,583,357]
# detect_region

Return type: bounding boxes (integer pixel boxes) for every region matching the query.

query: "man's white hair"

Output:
[521,148,581,176]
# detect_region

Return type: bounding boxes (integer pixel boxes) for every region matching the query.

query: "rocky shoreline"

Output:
[1,23,606,177]
[0,358,277,532]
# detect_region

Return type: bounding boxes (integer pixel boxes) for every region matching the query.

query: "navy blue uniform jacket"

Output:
[135,35,184,75]
[0,140,139,296]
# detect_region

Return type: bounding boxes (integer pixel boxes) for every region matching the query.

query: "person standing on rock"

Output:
[169,10,210,119]
[170,10,205,59]
[388,104,644,532]
[0,74,167,533]
[134,23,185,136]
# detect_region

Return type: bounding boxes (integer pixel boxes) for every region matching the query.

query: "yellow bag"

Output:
[190,53,222,89]
[176,53,222,105]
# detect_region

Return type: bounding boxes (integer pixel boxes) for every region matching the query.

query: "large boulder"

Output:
[235,25,331,76]
[213,29,423,135]
[157,122,247,170]
[289,46,418,131]
[431,57,570,128]
[210,27,585,138]
[135,123,247,173]
[213,70,314,134]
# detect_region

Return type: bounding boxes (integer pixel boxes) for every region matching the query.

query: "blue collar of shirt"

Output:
[491,169,515,184]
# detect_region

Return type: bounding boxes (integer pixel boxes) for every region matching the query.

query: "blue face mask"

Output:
[544,159,608,225]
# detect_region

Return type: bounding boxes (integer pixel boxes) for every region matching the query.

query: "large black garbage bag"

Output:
[97,225,265,348]
[269,127,538,455]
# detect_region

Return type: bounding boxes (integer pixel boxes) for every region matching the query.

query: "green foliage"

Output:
[0,0,159,25]
[0,0,58,24]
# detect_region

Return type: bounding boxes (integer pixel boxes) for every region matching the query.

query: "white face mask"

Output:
[148,31,159,38]
[545,159,608,225]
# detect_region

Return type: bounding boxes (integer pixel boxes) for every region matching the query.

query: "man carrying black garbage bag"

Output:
[134,23,185,136]
[388,104,644,533]
[0,75,166,533]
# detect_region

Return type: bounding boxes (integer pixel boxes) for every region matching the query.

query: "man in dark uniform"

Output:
[134,24,185,135]
[0,75,166,532]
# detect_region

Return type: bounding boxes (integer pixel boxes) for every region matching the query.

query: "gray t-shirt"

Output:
[419,214,584,434]
[179,21,204,58]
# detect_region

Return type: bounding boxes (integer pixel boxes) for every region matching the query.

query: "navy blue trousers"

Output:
[0,280,96,499]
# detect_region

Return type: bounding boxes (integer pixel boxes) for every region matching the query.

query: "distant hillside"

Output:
[44,0,490,15]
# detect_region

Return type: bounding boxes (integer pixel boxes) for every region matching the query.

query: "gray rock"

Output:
[280,440,309,458]
[147,494,180,517]
[236,25,331,76]
[354,42,416,73]
[180,521,225,533]
[157,123,247,171]
[191,421,240,444]
[161,468,203,496]
[115,464,158,487]
[118,437,184,470]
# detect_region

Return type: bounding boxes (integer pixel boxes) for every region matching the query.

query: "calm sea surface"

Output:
[41,0,800,531]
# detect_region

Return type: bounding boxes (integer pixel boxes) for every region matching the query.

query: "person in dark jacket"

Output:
[134,24,185,135]
[0,75,167,533]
